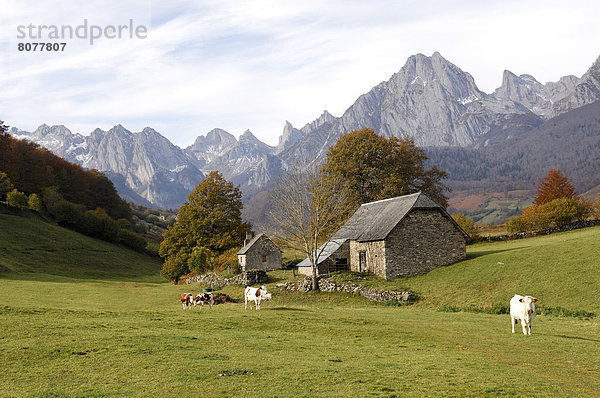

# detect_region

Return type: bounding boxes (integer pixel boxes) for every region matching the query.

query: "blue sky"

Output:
[1,0,599,147]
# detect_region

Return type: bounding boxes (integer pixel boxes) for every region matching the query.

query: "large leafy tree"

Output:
[534,169,576,205]
[321,128,449,211]
[159,171,251,283]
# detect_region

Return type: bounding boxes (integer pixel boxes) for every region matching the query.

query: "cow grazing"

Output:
[181,293,194,309]
[194,292,214,309]
[244,285,272,310]
[510,294,538,335]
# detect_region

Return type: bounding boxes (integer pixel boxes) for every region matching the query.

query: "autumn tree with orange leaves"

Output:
[507,169,587,233]
[534,169,576,205]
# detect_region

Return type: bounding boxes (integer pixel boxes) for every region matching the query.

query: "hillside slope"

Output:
[0,212,162,282]
[350,226,600,313]
[427,101,600,193]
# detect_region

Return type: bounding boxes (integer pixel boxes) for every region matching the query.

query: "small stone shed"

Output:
[237,232,282,272]
[297,192,468,280]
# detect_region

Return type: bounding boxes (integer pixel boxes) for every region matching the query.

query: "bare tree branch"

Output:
[269,163,351,290]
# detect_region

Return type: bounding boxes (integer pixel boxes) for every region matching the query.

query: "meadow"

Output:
[1,213,599,397]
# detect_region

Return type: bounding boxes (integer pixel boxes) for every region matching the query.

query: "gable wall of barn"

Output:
[383,209,466,279]
[239,235,282,271]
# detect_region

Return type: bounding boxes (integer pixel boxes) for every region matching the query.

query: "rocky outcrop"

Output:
[493,71,579,118]
[274,121,305,155]
[554,55,600,115]
[194,129,282,196]
[185,128,238,168]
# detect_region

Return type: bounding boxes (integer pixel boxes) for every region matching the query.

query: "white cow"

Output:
[510,294,538,335]
[244,285,272,310]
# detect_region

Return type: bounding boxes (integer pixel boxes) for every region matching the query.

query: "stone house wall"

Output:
[349,240,386,277]
[383,209,466,279]
[239,235,282,271]
[297,261,329,277]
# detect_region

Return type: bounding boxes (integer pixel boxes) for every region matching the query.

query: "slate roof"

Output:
[297,238,347,268]
[237,233,265,255]
[333,192,467,242]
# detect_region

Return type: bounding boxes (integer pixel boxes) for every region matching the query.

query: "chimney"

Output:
[244,231,254,247]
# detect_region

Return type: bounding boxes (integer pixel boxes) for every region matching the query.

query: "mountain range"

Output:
[8,52,600,220]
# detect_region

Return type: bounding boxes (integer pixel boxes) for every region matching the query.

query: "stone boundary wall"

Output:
[475,219,600,243]
[277,276,414,305]
[184,270,268,287]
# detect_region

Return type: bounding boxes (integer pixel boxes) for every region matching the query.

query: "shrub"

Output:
[27,193,43,211]
[592,198,600,220]
[505,215,526,234]
[536,306,595,318]
[0,172,14,201]
[543,197,587,227]
[451,213,479,239]
[82,208,120,241]
[214,247,241,274]
[48,200,85,226]
[118,228,147,252]
[160,251,190,284]
[506,197,587,233]
[6,189,28,209]
[117,218,133,230]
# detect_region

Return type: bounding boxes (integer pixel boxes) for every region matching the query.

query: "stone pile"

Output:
[277,276,414,305]
[184,270,268,287]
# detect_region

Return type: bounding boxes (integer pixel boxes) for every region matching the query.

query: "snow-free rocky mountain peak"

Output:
[553,54,600,115]
[10,51,599,212]
[493,70,579,118]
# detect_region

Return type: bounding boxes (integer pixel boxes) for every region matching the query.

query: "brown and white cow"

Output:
[244,285,272,310]
[180,293,194,309]
[194,292,214,309]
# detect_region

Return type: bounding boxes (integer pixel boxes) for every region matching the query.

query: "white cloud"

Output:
[1,0,599,147]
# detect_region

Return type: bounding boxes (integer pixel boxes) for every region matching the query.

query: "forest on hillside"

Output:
[0,122,131,220]
[426,101,600,195]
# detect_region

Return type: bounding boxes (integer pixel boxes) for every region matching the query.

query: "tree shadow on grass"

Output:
[265,306,309,312]
[466,247,525,260]
[552,334,600,343]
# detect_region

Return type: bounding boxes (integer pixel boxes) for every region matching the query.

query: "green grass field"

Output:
[1,214,599,397]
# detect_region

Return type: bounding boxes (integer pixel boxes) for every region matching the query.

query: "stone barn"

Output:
[237,232,282,272]
[297,192,468,280]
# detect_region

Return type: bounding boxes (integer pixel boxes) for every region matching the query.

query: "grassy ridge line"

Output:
[0,214,162,282]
